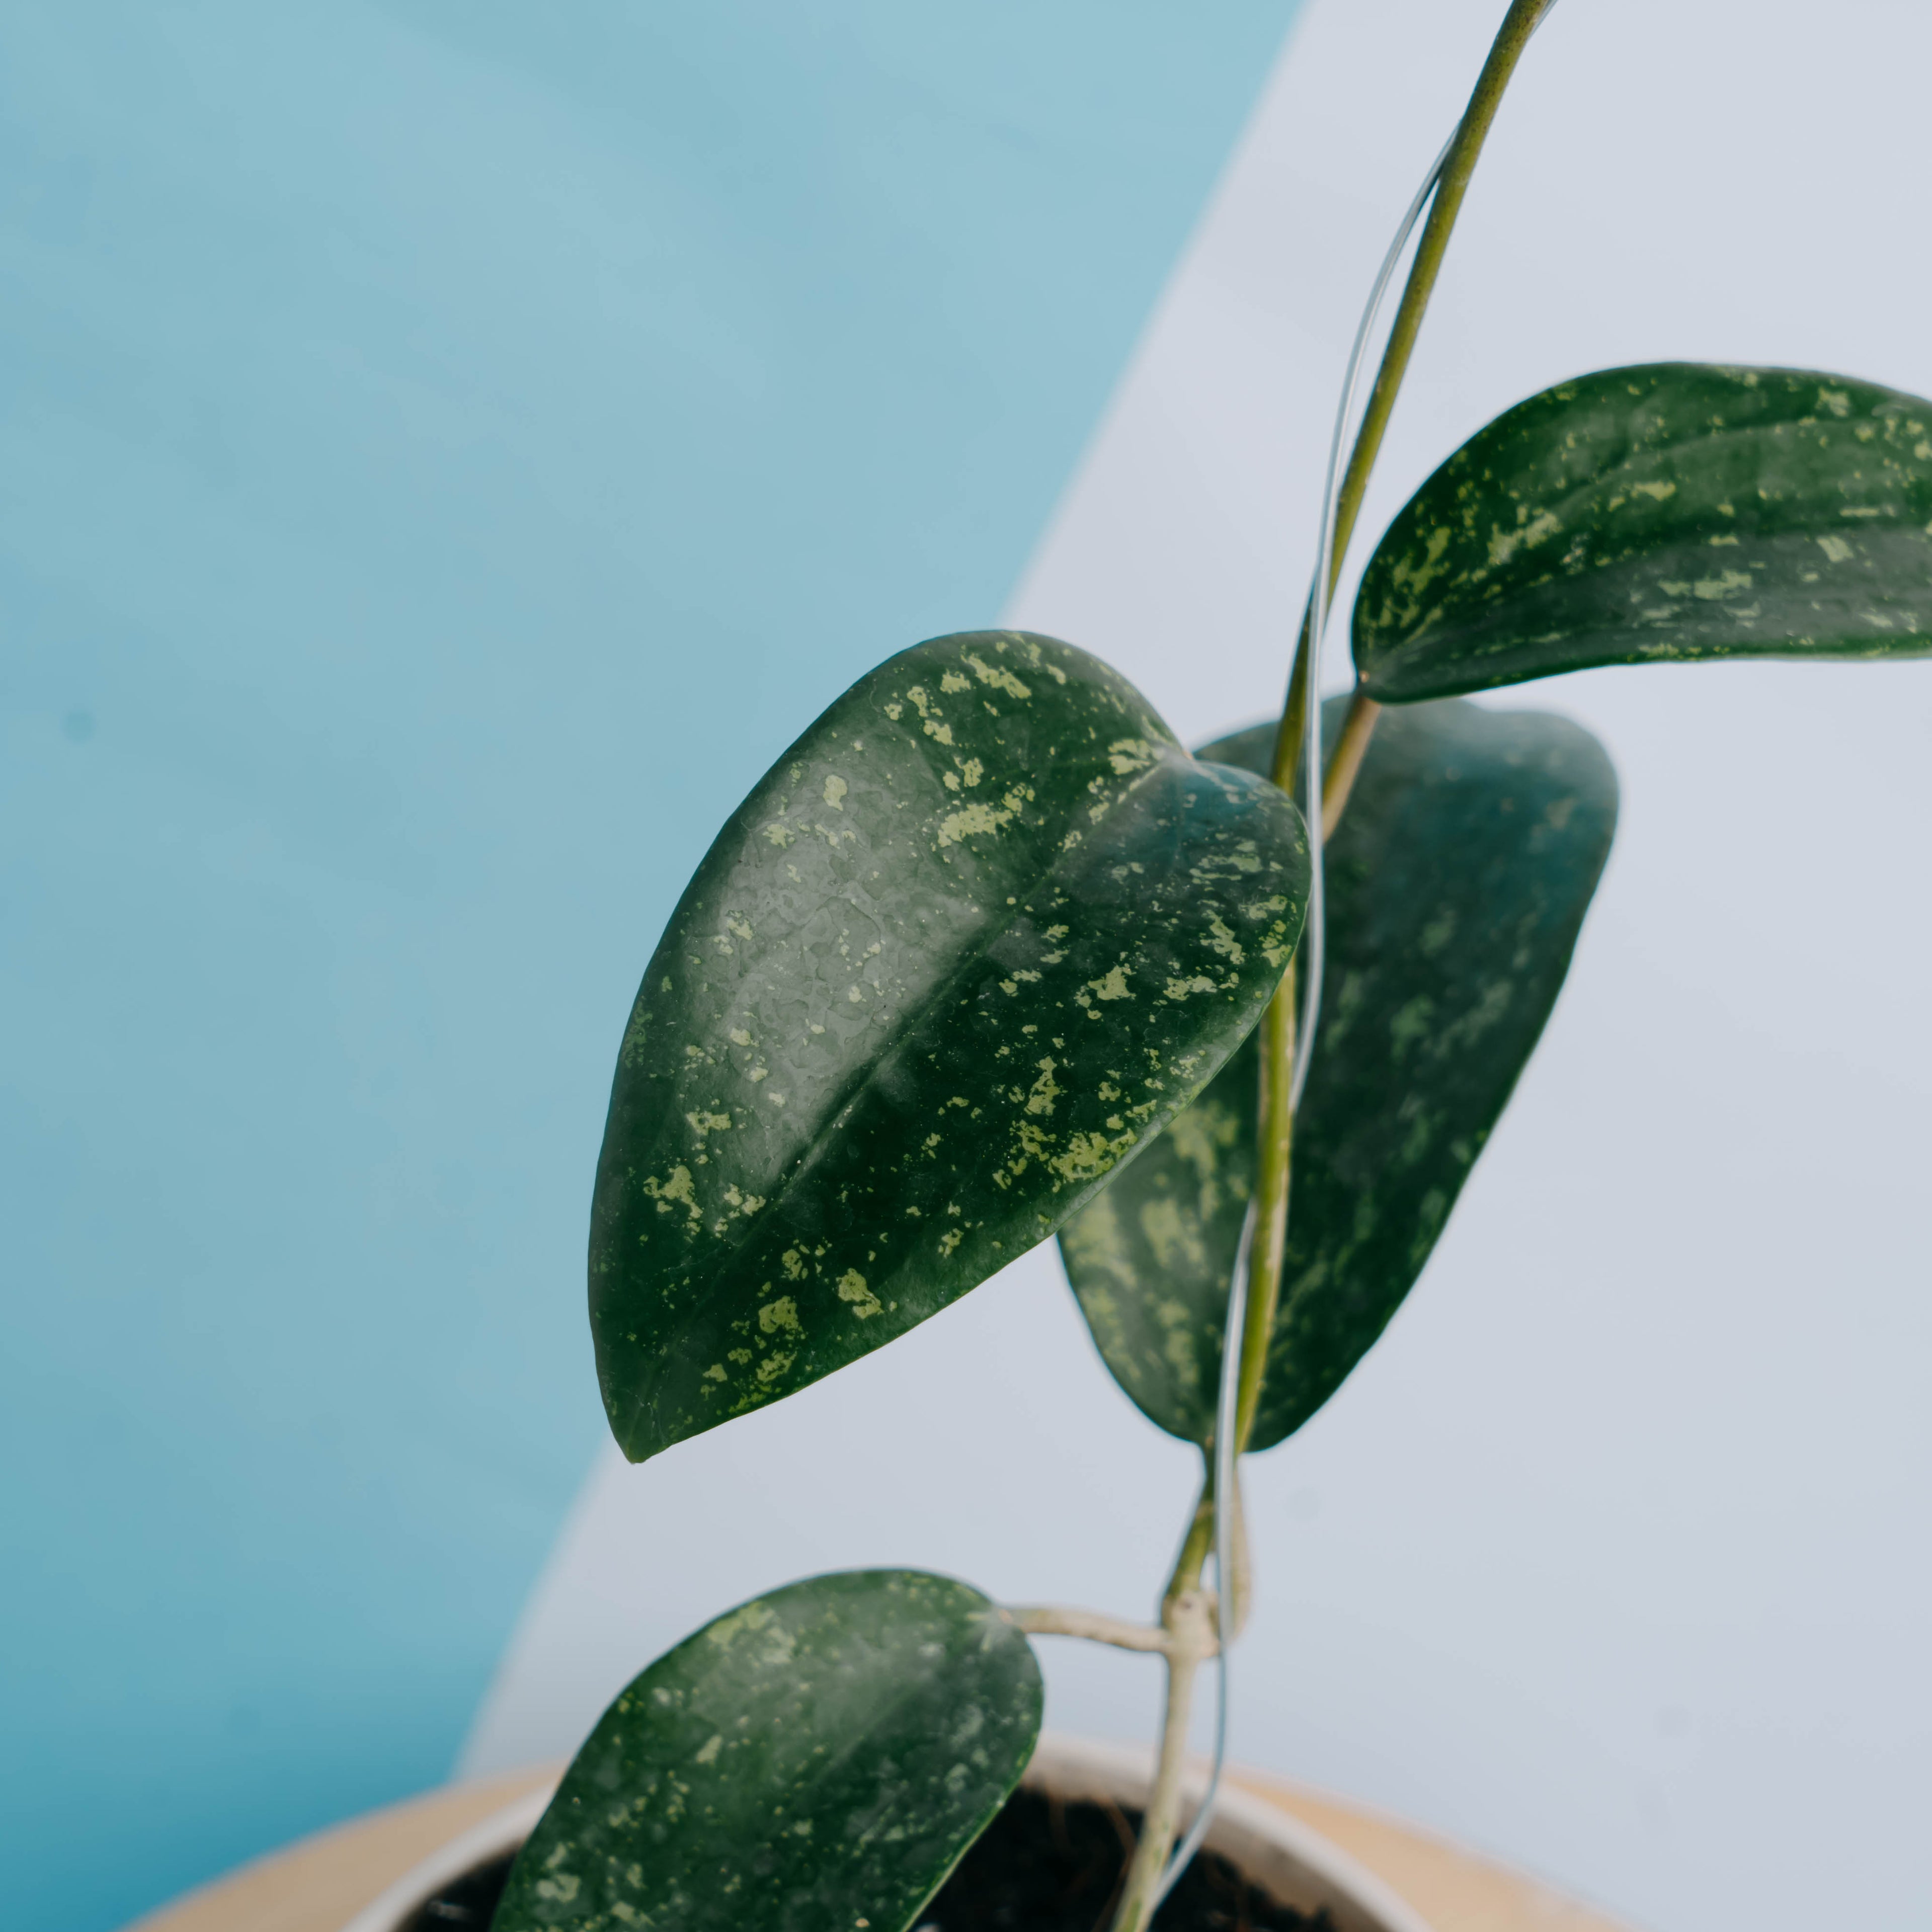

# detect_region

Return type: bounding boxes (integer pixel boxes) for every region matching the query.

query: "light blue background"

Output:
[0,6,1296,1927]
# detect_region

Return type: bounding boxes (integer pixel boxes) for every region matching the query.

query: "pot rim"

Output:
[339,1730,1436,1932]
[338,1785,551,1932]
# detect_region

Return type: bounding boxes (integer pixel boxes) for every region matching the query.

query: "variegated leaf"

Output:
[1354,362,1932,702]
[493,1570,1041,1932]
[1059,699,1616,1447]
[592,630,1308,1461]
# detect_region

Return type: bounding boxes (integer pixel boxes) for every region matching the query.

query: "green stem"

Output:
[1234,969,1296,1452]
[1247,0,1554,1454]
[1326,0,1555,681]
[1163,1471,1215,1613]
[1108,1591,1213,1932]
[1110,15,1557,1928]
[1108,1459,1224,1932]
[1320,689,1382,831]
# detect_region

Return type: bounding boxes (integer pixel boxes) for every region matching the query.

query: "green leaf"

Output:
[1058,698,1616,1448]
[1353,362,1932,702]
[593,630,1308,1462]
[493,1569,1041,1932]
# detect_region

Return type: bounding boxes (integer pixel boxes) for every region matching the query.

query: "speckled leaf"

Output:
[1353,362,1932,702]
[1058,699,1616,1447]
[593,630,1308,1463]
[492,1569,1041,1932]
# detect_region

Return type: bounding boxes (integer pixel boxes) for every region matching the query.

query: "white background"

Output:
[464,5,1932,1927]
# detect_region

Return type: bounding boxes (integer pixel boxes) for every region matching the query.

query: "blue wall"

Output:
[0,5,1296,1926]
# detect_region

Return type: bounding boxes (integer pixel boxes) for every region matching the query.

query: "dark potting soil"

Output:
[400,1848,517,1928]
[404,1788,1332,1932]
[917,1791,1332,1932]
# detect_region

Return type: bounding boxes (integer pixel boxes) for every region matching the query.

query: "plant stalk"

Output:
[1248,0,1555,1443]
[1233,971,1297,1452]
[1321,689,1382,830]
[1108,14,1556,1930]
[1315,0,1557,685]
[1108,1583,1217,1932]
[1008,1604,1176,1655]
[1101,1446,1252,1932]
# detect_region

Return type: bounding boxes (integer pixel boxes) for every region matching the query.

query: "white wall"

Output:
[464,5,1932,1927]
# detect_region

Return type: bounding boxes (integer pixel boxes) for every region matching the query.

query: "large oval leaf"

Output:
[593,630,1308,1462]
[1353,362,1932,702]
[493,1569,1041,1932]
[1058,698,1616,1447]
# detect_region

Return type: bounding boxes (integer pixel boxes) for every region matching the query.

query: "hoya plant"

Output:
[492,5,1931,1929]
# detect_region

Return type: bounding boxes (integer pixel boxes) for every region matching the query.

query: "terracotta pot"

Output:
[341,1730,1436,1932]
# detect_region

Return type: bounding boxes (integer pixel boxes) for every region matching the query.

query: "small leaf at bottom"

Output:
[493,1569,1042,1932]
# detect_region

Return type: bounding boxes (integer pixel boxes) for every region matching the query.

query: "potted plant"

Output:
[348,3,1931,1927]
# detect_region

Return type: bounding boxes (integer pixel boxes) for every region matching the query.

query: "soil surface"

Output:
[919,1790,1331,1932]
[405,1789,1332,1932]
[400,1848,516,1929]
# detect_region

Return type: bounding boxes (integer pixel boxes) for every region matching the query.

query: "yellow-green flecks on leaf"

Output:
[1050,1129,1135,1187]
[936,800,1008,847]
[963,652,1032,699]
[1388,996,1435,1059]
[902,683,956,746]
[643,1166,703,1229]
[1089,964,1132,1001]
[704,1600,777,1651]
[1688,570,1755,601]
[619,1003,653,1068]
[1203,914,1244,963]
[1023,1059,1061,1116]
[1486,506,1561,568]
[837,1270,883,1318]
[758,1297,801,1335]
[822,775,849,811]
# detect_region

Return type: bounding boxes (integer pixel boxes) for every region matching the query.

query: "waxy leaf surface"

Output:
[1353,362,1932,702]
[493,1569,1041,1932]
[593,631,1308,1462]
[1058,699,1616,1447]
